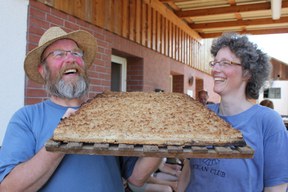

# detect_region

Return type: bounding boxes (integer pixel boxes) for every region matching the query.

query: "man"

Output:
[0,27,161,191]
[197,90,210,105]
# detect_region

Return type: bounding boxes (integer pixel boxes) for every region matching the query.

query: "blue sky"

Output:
[248,33,288,64]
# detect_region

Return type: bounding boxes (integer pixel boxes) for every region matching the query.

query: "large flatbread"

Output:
[52,91,246,147]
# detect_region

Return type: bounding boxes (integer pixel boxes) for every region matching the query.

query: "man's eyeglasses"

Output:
[209,60,241,68]
[41,49,84,63]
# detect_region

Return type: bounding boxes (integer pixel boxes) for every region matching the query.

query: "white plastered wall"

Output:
[258,80,288,116]
[0,0,28,145]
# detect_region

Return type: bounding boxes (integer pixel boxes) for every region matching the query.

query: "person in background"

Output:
[260,99,274,109]
[0,27,161,191]
[154,158,182,181]
[128,173,176,192]
[178,33,288,192]
[128,158,181,192]
[197,90,214,105]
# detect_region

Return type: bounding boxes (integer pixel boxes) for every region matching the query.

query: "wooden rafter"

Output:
[190,17,288,29]
[200,28,288,38]
[176,1,288,18]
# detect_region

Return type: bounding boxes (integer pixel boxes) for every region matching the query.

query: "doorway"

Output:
[195,78,204,96]
[111,55,127,92]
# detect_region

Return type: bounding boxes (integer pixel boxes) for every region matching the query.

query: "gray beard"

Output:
[47,77,89,99]
[43,65,89,99]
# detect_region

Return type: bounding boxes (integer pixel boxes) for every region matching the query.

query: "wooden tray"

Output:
[45,140,254,159]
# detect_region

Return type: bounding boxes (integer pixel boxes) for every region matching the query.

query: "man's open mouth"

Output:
[64,69,78,75]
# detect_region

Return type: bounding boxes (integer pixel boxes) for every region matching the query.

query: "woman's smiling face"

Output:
[211,47,247,97]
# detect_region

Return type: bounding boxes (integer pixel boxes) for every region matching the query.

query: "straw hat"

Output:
[24,26,97,84]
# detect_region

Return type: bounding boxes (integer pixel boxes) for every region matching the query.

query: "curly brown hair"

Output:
[210,33,272,99]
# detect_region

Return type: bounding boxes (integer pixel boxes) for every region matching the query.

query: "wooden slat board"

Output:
[45,140,254,159]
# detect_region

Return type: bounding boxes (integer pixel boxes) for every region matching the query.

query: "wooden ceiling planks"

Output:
[38,0,208,72]
[161,0,288,38]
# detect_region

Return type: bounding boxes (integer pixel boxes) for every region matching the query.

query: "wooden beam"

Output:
[166,2,180,11]
[141,2,147,46]
[152,8,157,50]
[159,0,193,2]
[228,0,236,6]
[176,1,288,18]
[135,0,141,44]
[143,0,201,41]
[122,0,129,38]
[129,0,136,41]
[200,28,288,38]
[190,17,288,29]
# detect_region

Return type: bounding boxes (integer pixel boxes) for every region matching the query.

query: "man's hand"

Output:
[62,108,77,118]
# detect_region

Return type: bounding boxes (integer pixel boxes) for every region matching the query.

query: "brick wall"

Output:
[25,0,218,104]
[126,57,144,92]
[25,0,111,104]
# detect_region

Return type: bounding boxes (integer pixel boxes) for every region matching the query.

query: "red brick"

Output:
[26,88,47,97]
[30,7,46,20]
[64,20,80,30]
[50,8,68,20]
[30,0,50,12]
[47,14,65,26]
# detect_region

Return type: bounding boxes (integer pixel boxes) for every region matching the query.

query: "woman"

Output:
[178,33,288,192]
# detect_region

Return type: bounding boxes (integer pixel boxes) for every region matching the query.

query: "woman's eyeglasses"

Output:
[209,60,241,68]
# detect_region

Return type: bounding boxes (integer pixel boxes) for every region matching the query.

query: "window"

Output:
[263,88,281,99]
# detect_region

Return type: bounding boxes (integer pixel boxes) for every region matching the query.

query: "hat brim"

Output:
[24,30,97,84]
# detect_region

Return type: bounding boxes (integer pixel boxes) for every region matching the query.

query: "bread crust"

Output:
[53,92,245,147]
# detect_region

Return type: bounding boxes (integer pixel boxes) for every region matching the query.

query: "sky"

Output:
[248,33,288,64]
